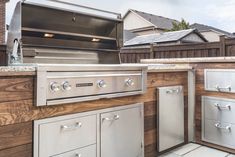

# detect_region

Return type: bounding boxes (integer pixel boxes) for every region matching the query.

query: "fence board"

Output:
[121,38,235,63]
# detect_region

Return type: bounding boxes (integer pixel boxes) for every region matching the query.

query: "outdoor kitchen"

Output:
[0,0,235,157]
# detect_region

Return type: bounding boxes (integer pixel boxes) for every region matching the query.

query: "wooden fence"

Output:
[0,45,6,66]
[120,36,235,63]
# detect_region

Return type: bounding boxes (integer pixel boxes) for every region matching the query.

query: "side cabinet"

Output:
[100,106,144,157]
[34,103,144,157]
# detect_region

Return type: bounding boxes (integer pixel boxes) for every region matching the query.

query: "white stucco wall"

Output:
[200,31,221,42]
[124,11,153,30]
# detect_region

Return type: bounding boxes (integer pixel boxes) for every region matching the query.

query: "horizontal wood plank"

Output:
[0,144,32,157]
[0,122,32,150]
[0,77,33,103]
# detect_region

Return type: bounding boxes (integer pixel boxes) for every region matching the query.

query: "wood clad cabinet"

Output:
[34,103,144,157]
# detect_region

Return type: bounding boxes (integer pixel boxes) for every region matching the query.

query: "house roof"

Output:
[124,29,207,46]
[125,9,179,30]
[190,23,234,37]
[124,30,137,42]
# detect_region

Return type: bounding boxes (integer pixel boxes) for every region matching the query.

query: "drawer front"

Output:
[38,115,96,157]
[203,96,235,124]
[203,119,235,149]
[204,69,235,93]
[52,144,96,157]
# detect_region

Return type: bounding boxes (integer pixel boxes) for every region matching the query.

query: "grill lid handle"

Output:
[44,0,122,19]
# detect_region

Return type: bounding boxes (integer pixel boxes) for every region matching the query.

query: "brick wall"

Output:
[0,0,8,44]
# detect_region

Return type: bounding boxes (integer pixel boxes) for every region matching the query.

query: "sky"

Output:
[6,0,235,33]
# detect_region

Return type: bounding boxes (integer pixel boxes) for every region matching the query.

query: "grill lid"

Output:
[7,1,123,65]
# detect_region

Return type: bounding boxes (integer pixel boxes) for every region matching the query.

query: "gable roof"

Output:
[124,29,207,46]
[190,23,233,37]
[125,9,179,30]
[124,30,137,42]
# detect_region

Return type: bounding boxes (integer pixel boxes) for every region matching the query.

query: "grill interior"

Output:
[7,2,123,64]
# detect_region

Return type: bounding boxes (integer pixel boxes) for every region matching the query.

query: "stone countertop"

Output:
[141,57,235,64]
[0,66,36,72]
[147,64,193,72]
[0,63,192,75]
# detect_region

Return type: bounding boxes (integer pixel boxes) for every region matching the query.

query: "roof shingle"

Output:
[124,29,206,46]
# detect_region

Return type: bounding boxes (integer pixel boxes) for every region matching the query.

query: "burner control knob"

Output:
[98,80,107,88]
[50,82,60,92]
[62,81,72,91]
[126,78,135,87]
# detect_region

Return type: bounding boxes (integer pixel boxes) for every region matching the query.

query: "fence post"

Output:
[220,35,226,56]
[150,44,154,59]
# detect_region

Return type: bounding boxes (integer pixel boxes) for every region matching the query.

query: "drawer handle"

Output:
[75,153,81,157]
[215,85,231,92]
[214,103,231,110]
[102,115,120,122]
[215,123,231,131]
[166,88,180,94]
[61,122,82,131]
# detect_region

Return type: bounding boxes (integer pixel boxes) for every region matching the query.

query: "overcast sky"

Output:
[6,0,235,33]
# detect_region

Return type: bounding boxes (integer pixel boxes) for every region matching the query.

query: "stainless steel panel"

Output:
[100,106,144,157]
[52,144,96,157]
[203,119,235,149]
[36,64,147,106]
[158,86,184,152]
[47,71,142,100]
[203,96,235,124]
[37,115,96,157]
[7,1,123,65]
[34,103,144,157]
[204,69,235,93]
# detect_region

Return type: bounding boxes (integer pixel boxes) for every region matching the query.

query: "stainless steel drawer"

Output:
[203,96,235,124]
[204,69,235,93]
[202,119,235,149]
[52,144,96,157]
[36,115,96,157]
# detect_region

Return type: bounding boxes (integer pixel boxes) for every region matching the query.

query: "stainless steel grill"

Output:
[7,1,123,64]
[7,1,147,106]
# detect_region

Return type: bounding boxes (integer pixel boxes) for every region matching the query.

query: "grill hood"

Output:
[7,1,123,65]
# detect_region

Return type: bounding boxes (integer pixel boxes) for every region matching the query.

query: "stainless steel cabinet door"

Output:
[100,106,144,157]
[158,86,184,152]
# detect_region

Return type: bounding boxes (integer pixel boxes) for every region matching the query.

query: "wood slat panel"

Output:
[0,122,32,150]
[0,144,32,157]
[0,87,158,126]
[0,77,33,103]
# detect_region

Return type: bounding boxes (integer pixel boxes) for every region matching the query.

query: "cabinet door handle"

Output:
[102,115,120,122]
[166,88,180,94]
[61,122,82,131]
[75,153,81,157]
[214,103,231,110]
[215,123,231,131]
[215,85,231,92]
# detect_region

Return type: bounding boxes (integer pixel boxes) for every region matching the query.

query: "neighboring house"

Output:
[123,30,137,43]
[123,9,179,35]
[190,23,234,42]
[124,29,207,47]
[0,0,9,44]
